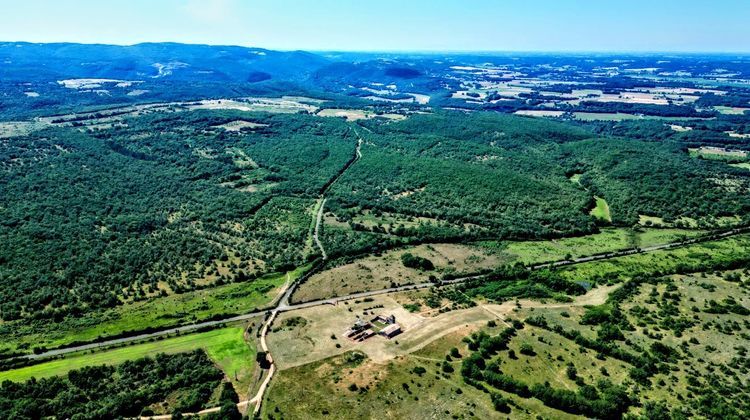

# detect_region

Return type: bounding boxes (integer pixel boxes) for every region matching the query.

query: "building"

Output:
[371,314,396,325]
[359,329,376,341]
[380,324,402,339]
[344,318,372,339]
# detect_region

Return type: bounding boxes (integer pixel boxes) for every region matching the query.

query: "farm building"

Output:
[359,329,376,341]
[380,324,402,339]
[371,314,396,325]
[344,318,371,339]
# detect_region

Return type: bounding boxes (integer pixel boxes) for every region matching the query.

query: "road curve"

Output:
[21,227,747,362]
[20,227,747,361]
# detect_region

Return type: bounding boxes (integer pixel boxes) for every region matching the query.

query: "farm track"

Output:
[20,227,747,362]
[10,115,749,416]
[249,126,363,415]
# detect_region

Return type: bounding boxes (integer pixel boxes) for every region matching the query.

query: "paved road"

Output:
[22,227,746,361]
[528,227,747,270]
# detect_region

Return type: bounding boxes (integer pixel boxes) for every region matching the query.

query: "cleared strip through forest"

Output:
[18,227,748,362]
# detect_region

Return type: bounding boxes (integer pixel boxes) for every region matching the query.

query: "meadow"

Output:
[0,325,257,398]
[266,265,750,419]
[0,269,298,353]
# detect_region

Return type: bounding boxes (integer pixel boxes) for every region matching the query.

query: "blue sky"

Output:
[0,0,748,52]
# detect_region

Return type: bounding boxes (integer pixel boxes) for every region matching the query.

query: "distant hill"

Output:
[0,42,332,83]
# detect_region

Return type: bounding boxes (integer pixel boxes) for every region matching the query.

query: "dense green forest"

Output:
[0,350,224,418]
[1,107,748,345]
[0,111,353,323]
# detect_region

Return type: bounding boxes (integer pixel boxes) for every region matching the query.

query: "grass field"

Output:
[689,147,748,161]
[713,106,750,115]
[557,233,750,284]
[0,326,257,397]
[590,196,612,222]
[3,269,302,353]
[730,162,750,170]
[293,243,509,303]
[481,227,703,265]
[296,227,705,303]
[263,345,579,420]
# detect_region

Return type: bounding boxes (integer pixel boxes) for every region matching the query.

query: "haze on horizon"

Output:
[0,0,748,53]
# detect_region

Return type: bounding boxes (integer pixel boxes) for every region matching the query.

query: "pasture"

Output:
[3,270,296,353]
[0,326,257,397]
[292,243,510,303]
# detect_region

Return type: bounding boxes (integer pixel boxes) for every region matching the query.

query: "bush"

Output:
[519,343,536,356]
[490,393,512,413]
[401,253,435,271]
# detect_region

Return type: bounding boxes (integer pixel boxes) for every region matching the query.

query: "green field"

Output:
[713,106,750,115]
[590,196,612,222]
[480,227,702,265]
[0,326,257,395]
[2,267,305,354]
[730,162,750,170]
[558,233,750,284]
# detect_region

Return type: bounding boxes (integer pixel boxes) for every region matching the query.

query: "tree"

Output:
[257,351,271,369]
[218,402,242,420]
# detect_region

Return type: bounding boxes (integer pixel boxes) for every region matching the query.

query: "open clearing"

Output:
[4,270,293,353]
[316,108,405,121]
[590,196,612,222]
[296,227,705,303]
[263,286,616,419]
[512,111,708,122]
[292,243,510,303]
[264,343,578,420]
[188,97,318,113]
[482,227,704,265]
[557,233,750,285]
[57,78,140,89]
[690,146,748,161]
[638,214,741,228]
[214,120,268,132]
[726,131,750,139]
[0,326,257,397]
[713,106,750,115]
[270,286,614,370]
[515,110,565,117]
[0,121,50,138]
[669,124,693,132]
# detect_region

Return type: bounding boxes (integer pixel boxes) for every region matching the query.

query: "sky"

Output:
[0,0,748,52]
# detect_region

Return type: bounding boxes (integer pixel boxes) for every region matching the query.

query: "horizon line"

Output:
[3,40,750,56]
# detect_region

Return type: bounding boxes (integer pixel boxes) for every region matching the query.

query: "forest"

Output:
[0,350,225,419]
[0,45,749,419]
[2,107,749,332]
